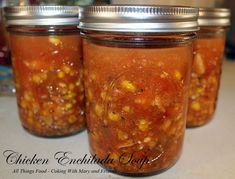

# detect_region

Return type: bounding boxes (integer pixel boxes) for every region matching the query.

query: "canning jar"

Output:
[4,6,85,137]
[80,5,199,175]
[187,8,230,127]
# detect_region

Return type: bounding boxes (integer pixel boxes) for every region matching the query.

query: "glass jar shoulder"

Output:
[81,31,196,48]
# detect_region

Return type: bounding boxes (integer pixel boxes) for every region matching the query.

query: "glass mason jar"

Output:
[187,8,230,127]
[4,6,85,137]
[0,7,14,96]
[80,5,199,175]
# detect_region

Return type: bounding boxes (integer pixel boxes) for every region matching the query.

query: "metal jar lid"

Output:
[79,5,199,33]
[198,8,231,27]
[4,6,79,26]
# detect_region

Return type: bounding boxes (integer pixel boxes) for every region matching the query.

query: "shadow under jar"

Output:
[187,8,231,127]
[4,6,85,137]
[80,5,199,176]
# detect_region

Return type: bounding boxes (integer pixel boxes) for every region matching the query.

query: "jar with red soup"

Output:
[4,6,85,137]
[187,8,230,127]
[80,5,199,175]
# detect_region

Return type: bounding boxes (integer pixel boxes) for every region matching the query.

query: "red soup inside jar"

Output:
[9,30,85,137]
[187,30,226,127]
[83,34,194,174]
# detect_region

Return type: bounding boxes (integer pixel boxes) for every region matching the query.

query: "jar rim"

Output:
[4,6,80,26]
[79,5,199,33]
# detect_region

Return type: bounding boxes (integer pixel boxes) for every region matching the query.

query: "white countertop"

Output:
[0,60,235,179]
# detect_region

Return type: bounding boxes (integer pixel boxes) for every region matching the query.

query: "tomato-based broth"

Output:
[187,35,225,127]
[10,33,85,136]
[83,38,193,173]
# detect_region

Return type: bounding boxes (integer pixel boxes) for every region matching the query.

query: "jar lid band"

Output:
[198,8,231,27]
[79,5,199,33]
[4,6,79,26]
